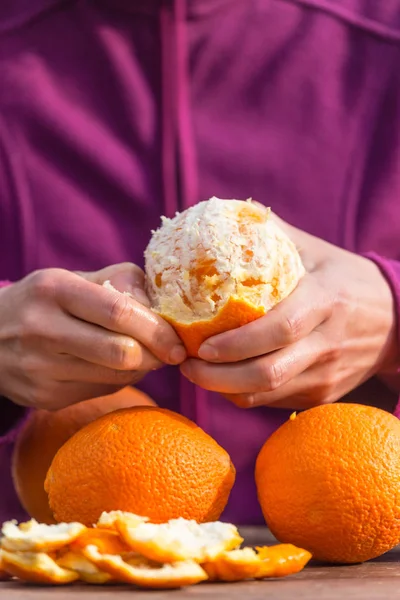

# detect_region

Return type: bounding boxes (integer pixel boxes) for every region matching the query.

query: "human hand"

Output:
[0,263,186,410]
[180,217,398,409]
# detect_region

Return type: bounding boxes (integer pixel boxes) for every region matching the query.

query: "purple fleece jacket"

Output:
[0,0,400,524]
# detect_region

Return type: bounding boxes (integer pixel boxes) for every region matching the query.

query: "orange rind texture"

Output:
[255,403,400,564]
[145,197,305,356]
[0,512,311,588]
[45,407,235,526]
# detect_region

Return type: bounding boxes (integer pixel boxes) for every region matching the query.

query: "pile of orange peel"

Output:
[0,512,311,588]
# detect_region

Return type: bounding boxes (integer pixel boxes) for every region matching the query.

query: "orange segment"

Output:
[0,550,79,585]
[83,545,208,589]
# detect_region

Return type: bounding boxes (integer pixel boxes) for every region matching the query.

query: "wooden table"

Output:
[1,527,400,599]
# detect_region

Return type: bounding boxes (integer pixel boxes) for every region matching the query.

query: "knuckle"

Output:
[332,286,350,315]
[256,360,284,392]
[322,341,342,364]
[108,294,133,328]
[19,307,41,340]
[27,269,60,300]
[281,313,303,344]
[27,383,57,411]
[110,340,141,370]
[110,369,137,384]
[19,355,41,377]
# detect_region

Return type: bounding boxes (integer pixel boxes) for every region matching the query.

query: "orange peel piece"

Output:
[83,545,208,588]
[1,520,86,553]
[0,550,79,585]
[202,544,312,581]
[56,551,112,584]
[96,511,148,531]
[0,551,11,581]
[116,516,242,563]
[255,544,312,577]
[69,527,131,556]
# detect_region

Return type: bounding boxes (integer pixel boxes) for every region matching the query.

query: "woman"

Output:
[0,0,399,524]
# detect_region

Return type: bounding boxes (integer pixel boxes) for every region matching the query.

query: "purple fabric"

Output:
[0,0,400,525]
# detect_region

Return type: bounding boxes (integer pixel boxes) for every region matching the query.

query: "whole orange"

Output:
[12,387,155,524]
[44,407,236,526]
[255,403,400,564]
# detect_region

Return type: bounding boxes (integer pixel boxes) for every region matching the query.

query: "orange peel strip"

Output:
[96,511,148,531]
[56,551,112,584]
[255,544,312,577]
[69,527,131,556]
[1,520,86,553]
[0,550,79,585]
[83,545,208,589]
[202,544,312,582]
[116,516,243,563]
[0,551,11,581]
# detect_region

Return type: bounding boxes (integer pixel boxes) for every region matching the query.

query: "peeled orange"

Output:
[144,197,304,356]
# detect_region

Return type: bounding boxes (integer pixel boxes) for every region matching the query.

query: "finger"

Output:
[181,330,328,394]
[43,382,129,411]
[79,263,151,308]
[12,379,125,411]
[44,311,165,371]
[224,367,333,410]
[223,376,309,410]
[56,272,186,365]
[52,356,154,385]
[198,275,331,362]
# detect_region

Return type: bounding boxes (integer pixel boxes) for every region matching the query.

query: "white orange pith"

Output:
[144,197,305,356]
[0,512,311,588]
[116,517,243,563]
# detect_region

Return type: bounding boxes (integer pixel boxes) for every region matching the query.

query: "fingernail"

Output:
[168,345,187,364]
[198,343,219,361]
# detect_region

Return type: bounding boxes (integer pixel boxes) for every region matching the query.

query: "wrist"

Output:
[361,254,400,376]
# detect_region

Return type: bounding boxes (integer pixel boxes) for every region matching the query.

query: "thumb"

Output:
[77,263,151,308]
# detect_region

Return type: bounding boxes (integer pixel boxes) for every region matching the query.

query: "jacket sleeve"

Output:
[0,281,29,438]
[0,279,29,522]
[361,254,400,417]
